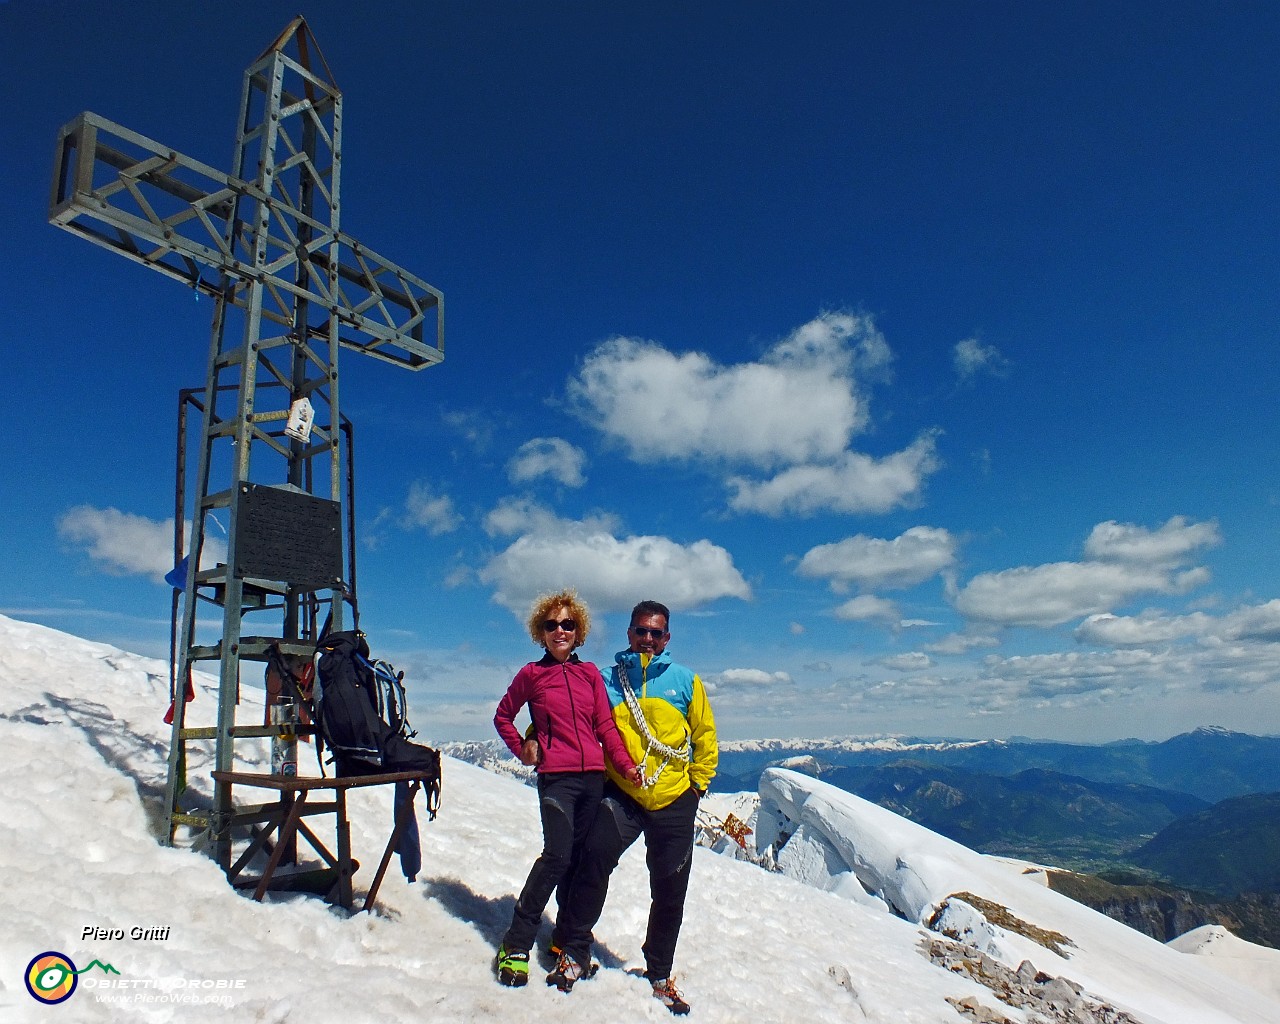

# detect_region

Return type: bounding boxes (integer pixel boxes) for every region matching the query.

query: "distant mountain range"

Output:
[717,728,1280,946]
[717,727,1280,804]
[805,760,1207,865]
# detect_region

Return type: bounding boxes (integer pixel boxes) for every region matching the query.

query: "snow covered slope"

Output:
[1168,926,1280,1003]
[756,766,1278,1023]
[0,613,1275,1023]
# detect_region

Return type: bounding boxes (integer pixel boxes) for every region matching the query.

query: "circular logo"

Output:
[25,952,78,1004]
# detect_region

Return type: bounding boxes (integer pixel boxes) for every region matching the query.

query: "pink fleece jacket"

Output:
[494,654,637,776]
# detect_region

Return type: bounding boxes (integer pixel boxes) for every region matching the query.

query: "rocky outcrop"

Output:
[922,937,1143,1024]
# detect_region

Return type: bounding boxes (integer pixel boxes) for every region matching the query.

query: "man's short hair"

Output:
[630,600,670,628]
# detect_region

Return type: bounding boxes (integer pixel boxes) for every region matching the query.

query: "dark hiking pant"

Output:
[559,782,699,981]
[502,771,604,953]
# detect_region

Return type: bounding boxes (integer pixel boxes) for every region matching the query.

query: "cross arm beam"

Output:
[50,111,443,371]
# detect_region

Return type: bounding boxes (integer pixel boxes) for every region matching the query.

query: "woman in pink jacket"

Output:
[492,589,641,987]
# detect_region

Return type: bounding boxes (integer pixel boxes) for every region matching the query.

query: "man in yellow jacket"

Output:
[548,600,718,1016]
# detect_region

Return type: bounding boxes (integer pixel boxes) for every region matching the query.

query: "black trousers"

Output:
[502,771,604,953]
[558,782,699,981]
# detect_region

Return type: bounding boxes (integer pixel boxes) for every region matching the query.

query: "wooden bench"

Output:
[210,769,435,912]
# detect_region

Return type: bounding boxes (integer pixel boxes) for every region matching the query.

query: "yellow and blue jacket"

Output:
[604,649,718,811]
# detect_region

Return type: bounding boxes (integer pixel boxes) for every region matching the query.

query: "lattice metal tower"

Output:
[49,19,443,867]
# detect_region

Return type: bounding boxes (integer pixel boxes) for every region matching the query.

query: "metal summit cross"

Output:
[49,18,444,868]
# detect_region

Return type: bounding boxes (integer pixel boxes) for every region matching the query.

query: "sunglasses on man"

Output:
[630,626,667,639]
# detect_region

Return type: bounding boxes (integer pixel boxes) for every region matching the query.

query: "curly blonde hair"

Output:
[526,589,591,649]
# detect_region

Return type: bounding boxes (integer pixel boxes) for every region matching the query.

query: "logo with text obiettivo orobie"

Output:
[25,951,118,1004]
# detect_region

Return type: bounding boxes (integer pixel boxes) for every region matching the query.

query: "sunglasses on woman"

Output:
[542,619,577,633]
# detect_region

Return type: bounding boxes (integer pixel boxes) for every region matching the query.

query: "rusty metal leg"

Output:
[334,788,353,910]
[228,804,289,882]
[254,792,308,901]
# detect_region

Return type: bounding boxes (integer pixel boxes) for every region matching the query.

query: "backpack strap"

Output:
[423,769,441,820]
[265,643,313,702]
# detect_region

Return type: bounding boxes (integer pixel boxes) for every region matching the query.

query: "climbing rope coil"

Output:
[616,656,691,790]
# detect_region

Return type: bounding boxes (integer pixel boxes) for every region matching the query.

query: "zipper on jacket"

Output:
[561,662,586,772]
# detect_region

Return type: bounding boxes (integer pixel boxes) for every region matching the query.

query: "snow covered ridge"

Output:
[1,611,1277,1024]
[439,739,535,784]
[754,767,1279,1023]
[721,735,1001,755]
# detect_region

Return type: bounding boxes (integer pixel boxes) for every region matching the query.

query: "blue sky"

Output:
[3,1,1279,744]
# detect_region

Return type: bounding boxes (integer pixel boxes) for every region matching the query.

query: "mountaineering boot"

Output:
[495,946,529,987]
[651,976,691,1015]
[546,950,584,992]
[545,940,600,978]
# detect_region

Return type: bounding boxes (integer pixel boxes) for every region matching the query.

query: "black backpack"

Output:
[313,630,441,815]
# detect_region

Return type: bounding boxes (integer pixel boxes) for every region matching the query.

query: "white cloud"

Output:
[953,337,1009,381]
[953,560,1208,628]
[567,313,943,518]
[506,437,587,488]
[57,506,225,583]
[1076,599,1280,648]
[832,594,902,626]
[705,668,794,689]
[881,652,933,672]
[442,566,474,589]
[479,506,750,615]
[797,525,957,591]
[1221,599,1280,642]
[402,481,462,535]
[1074,611,1214,647]
[727,433,941,517]
[924,632,1001,656]
[1083,516,1222,565]
[980,648,1162,701]
[568,312,889,470]
[442,409,497,451]
[483,496,557,537]
[484,496,619,538]
[837,637,1280,731]
[951,517,1219,628]
[367,481,462,547]
[854,673,952,707]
